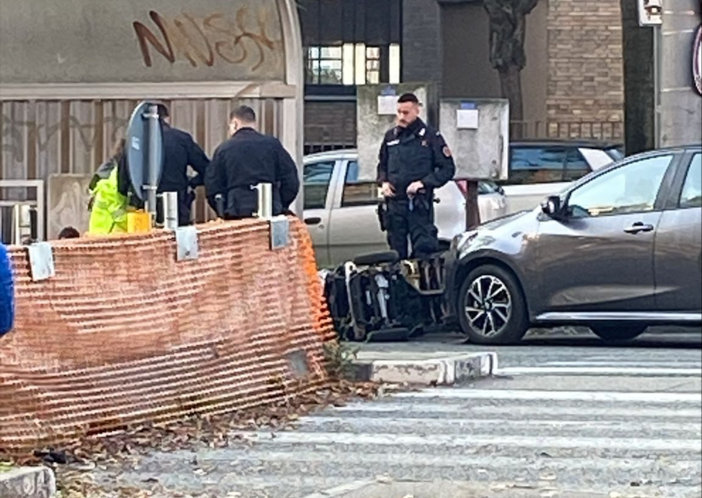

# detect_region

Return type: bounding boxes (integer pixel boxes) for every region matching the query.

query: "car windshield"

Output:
[478,180,501,194]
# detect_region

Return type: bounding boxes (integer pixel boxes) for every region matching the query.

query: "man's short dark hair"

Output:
[58,227,80,239]
[156,104,170,119]
[397,93,420,104]
[230,105,256,123]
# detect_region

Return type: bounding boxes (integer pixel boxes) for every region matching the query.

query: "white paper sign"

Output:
[175,226,199,261]
[457,109,479,129]
[270,215,290,250]
[378,95,398,115]
[27,242,55,281]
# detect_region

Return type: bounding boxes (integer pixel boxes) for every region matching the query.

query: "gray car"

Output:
[445,145,702,344]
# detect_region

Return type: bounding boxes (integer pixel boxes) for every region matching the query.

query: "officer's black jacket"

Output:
[377,118,456,199]
[159,124,210,193]
[117,123,210,203]
[204,128,300,218]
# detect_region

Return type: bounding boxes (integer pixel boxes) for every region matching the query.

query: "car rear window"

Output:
[303,161,335,209]
[342,161,380,207]
[508,147,566,185]
[507,146,596,185]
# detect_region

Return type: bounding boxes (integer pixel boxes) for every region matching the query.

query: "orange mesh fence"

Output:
[0,218,337,456]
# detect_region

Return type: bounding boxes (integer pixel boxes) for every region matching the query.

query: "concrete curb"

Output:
[351,352,497,385]
[0,466,56,498]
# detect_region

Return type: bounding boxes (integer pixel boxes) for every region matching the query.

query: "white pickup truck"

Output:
[302,149,507,268]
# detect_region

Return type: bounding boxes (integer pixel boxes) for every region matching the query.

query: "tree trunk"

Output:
[500,66,524,138]
[484,0,538,140]
[465,180,481,229]
[620,0,655,154]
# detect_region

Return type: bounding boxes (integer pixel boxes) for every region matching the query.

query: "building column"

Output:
[402,0,443,84]
[659,0,701,147]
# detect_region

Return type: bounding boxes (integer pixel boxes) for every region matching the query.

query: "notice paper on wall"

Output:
[457,108,480,129]
[378,95,398,115]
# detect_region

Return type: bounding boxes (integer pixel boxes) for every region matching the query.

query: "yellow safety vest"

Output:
[88,166,128,235]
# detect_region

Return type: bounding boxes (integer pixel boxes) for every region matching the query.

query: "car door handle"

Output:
[624,222,654,234]
[304,217,322,226]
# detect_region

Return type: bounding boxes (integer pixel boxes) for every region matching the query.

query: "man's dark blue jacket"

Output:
[0,244,14,336]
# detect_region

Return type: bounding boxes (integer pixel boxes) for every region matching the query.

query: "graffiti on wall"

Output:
[47,175,93,239]
[1,114,128,165]
[133,7,282,71]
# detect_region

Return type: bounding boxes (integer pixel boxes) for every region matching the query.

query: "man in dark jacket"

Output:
[118,104,210,225]
[155,105,210,226]
[0,243,14,336]
[205,106,300,219]
[377,93,456,259]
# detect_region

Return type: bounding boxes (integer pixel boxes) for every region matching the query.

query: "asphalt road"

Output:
[358,326,702,368]
[93,327,701,498]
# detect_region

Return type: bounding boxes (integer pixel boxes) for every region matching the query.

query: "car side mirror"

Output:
[541,195,563,218]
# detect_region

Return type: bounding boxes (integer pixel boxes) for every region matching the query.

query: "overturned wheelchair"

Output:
[322,250,451,342]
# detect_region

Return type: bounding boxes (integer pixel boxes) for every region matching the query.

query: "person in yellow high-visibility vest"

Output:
[88,138,129,235]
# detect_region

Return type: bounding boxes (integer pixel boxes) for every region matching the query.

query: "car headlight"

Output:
[452,230,478,254]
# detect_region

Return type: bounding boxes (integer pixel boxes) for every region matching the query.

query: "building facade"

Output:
[298,0,625,153]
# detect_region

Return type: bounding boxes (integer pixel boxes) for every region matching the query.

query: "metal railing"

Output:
[510,120,624,142]
[0,180,46,245]
[304,142,355,155]
[302,120,625,155]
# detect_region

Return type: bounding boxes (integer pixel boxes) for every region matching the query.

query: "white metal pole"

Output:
[256,183,274,219]
[12,204,32,245]
[653,25,662,149]
[145,104,160,220]
[163,192,179,230]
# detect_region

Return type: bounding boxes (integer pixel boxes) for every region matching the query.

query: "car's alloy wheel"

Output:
[458,265,529,344]
[464,275,513,338]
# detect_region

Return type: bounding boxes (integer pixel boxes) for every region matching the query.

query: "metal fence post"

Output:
[12,203,33,245]
[163,192,179,230]
[256,183,274,219]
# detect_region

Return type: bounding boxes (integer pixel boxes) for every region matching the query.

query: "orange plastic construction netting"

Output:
[0,218,336,455]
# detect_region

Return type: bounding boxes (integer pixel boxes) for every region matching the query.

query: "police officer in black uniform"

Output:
[377,93,456,260]
[156,104,211,225]
[204,105,300,219]
[118,104,210,225]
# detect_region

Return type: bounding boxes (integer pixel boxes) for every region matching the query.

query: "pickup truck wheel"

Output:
[590,325,646,343]
[457,265,529,345]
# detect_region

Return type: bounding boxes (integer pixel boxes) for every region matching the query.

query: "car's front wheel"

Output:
[457,265,529,345]
[590,325,647,343]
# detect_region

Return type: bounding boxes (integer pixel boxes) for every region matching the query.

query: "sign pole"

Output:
[145,104,161,220]
[653,24,662,148]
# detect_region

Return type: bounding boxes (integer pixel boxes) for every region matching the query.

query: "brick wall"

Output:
[547,0,624,123]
